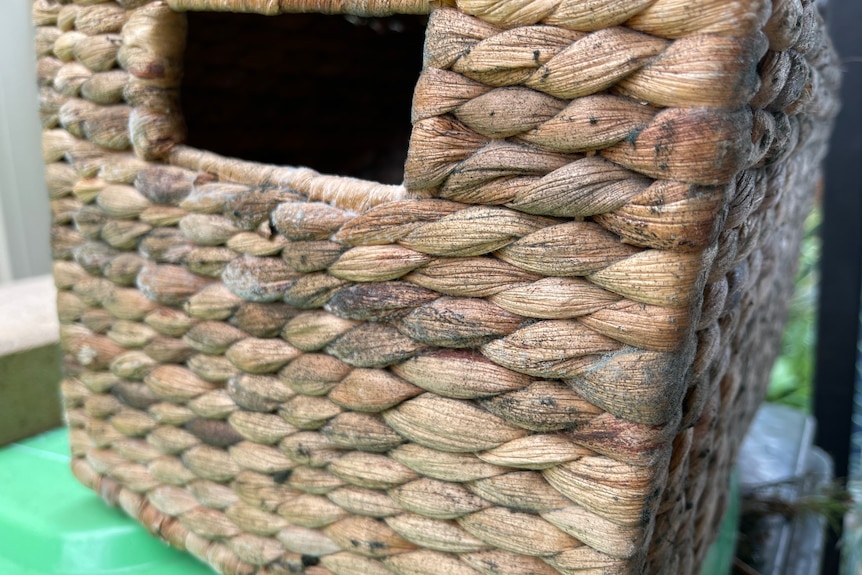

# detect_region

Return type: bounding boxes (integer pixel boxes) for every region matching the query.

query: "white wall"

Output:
[0,0,52,285]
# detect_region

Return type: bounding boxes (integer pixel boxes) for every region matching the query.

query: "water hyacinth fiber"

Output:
[34,0,840,573]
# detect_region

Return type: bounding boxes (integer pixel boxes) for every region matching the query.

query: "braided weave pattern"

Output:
[35,0,840,573]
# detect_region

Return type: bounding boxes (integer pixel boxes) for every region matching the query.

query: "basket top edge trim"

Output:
[164,0,437,17]
[168,145,428,212]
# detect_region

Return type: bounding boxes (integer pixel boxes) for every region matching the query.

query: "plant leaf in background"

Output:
[767,206,823,412]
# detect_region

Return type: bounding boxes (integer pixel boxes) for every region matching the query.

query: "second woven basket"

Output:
[35,0,840,573]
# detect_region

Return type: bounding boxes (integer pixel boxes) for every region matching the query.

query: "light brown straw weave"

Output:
[34,0,840,573]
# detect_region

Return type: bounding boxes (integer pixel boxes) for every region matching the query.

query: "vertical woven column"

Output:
[34,0,839,574]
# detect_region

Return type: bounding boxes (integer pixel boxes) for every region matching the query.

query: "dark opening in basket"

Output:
[180,11,427,185]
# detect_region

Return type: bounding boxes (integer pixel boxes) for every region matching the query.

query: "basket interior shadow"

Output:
[180,11,428,185]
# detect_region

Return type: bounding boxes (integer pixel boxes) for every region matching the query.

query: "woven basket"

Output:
[34,0,840,573]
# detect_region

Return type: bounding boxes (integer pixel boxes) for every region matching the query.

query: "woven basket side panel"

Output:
[643,3,841,570]
[644,2,841,571]
[34,0,839,574]
[399,8,746,573]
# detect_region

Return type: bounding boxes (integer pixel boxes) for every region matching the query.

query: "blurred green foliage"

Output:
[766,206,822,412]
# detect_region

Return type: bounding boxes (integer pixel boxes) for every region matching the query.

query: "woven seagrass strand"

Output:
[166,0,435,16]
[35,0,840,573]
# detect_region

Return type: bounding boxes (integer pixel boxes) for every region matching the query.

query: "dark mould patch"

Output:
[273,470,292,484]
[183,419,244,448]
[301,555,319,567]
[641,507,652,525]
[539,396,558,407]
[625,126,644,145]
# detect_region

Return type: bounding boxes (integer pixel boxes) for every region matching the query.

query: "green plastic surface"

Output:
[0,428,213,575]
[701,468,741,575]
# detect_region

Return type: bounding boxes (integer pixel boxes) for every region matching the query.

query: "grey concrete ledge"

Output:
[0,275,59,356]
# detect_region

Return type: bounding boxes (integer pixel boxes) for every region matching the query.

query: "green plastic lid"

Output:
[701,468,741,575]
[0,428,213,575]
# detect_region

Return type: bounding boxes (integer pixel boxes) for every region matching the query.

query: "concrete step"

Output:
[0,275,62,446]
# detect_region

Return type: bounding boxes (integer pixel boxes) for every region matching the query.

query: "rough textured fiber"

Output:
[34,0,840,573]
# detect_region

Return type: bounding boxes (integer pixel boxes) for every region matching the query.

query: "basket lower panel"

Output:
[55,133,830,575]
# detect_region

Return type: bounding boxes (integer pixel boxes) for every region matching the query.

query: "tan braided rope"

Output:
[35,0,840,573]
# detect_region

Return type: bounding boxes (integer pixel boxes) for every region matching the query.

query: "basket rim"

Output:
[130,1,437,212]
[165,0,435,17]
